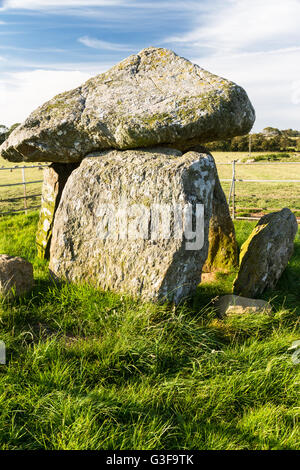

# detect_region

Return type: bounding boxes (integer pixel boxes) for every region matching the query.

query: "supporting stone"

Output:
[233,208,298,298]
[49,148,217,303]
[36,163,78,259]
[202,167,239,273]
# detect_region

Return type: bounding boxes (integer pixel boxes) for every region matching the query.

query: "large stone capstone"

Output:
[49,147,217,303]
[233,208,298,298]
[0,47,255,163]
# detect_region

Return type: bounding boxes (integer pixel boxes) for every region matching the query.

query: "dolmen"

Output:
[0,47,255,303]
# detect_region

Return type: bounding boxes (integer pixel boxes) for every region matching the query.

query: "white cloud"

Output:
[78,36,134,51]
[166,0,300,52]
[1,0,201,11]
[1,0,124,9]
[162,0,300,130]
[0,69,95,126]
[291,80,300,105]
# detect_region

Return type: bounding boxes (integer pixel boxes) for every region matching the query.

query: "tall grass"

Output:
[0,212,299,450]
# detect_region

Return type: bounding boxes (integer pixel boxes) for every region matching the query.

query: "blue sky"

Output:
[0,0,299,131]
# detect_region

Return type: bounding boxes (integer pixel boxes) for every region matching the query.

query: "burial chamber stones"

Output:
[0,47,255,163]
[0,47,255,303]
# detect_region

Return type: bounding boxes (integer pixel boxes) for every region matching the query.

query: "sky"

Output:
[0,0,299,131]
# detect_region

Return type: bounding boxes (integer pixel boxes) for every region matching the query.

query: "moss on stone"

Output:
[204,228,238,272]
[238,223,268,265]
[36,198,56,259]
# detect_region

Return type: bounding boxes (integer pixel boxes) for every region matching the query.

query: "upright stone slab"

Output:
[233,208,298,298]
[203,165,238,273]
[0,47,255,163]
[49,148,217,303]
[36,163,78,259]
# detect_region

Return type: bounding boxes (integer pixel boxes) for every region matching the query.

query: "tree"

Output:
[279,135,293,151]
[262,127,281,136]
[0,125,8,144]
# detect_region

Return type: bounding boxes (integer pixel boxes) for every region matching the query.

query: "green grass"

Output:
[0,212,299,450]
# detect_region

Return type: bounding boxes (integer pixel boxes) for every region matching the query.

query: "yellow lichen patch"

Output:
[239,223,268,265]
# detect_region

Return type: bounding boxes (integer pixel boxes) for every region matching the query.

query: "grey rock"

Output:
[49,147,217,303]
[36,163,79,259]
[233,208,298,297]
[0,47,255,163]
[0,254,34,297]
[202,158,238,272]
[215,294,272,316]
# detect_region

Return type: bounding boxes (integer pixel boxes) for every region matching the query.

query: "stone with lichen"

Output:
[233,208,298,298]
[49,147,217,303]
[36,163,78,259]
[0,47,255,163]
[0,255,33,297]
[215,295,271,316]
[202,162,238,273]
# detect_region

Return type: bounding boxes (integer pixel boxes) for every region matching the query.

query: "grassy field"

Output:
[0,212,299,450]
[212,152,300,219]
[0,152,299,218]
[0,157,46,215]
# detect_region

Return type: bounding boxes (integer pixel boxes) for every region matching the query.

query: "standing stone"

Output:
[203,166,238,273]
[49,148,217,303]
[0,47,255,163]
[233,208,298,298]
[0,255,34,297]
[36,163,78,259]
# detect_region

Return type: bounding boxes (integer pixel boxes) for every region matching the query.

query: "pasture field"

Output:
[213,151,300,219]
[0,157,46,215]
[0,212,299,450]
[0,152,299,218]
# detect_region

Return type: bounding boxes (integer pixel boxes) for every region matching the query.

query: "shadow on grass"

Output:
[262,236,300,314]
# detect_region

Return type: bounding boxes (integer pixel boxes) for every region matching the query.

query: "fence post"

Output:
[249,133,252,158]
[227,159,236,220]
[232,160,236,220]
[22,167,28,215]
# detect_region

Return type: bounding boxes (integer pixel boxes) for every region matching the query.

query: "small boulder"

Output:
[215,294,272,316]
[0,255,34,297]
[233,208,298,298]
[0,47,255,163]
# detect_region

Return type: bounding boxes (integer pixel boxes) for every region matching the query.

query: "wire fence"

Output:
[219,161,300,223]
[0,164,48,216]
[0,161,299,223]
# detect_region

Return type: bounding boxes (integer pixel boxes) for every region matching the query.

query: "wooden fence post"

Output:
[22,167,28,215]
